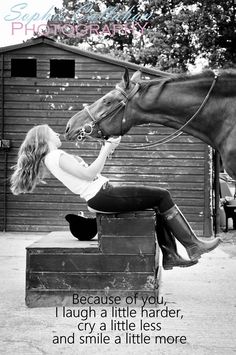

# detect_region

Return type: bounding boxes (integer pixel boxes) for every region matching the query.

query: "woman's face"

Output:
[48,128,62,148]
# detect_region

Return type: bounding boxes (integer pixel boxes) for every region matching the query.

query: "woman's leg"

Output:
[155,212,198,270]
[88,184,221,262]
[87,183,174,213]
[88,183,198,269]
[161,205,221,260]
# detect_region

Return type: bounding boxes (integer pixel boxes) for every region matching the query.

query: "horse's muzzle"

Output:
[64,123,74,141]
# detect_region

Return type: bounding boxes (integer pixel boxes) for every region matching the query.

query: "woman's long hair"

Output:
[10,124,51,195]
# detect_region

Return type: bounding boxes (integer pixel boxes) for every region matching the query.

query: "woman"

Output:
[11,124,221,270]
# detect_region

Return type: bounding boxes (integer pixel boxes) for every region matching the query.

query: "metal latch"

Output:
[0,139,11,150]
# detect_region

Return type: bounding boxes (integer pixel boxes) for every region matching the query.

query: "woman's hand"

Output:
[104,136,121,153]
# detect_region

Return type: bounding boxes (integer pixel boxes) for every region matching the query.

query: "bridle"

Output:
[76,72,218,148]
[76,82,140,141]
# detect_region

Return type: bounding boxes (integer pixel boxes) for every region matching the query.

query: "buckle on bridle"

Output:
[77,123,94,141]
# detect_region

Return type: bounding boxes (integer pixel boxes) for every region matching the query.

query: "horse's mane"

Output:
[139,70,212,91]
[138,68,236,95]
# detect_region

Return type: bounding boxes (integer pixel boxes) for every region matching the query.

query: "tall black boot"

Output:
[155,213,198,270]
[161,205,221,261]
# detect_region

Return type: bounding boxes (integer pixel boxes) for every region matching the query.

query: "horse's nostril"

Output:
[65,125,70,134]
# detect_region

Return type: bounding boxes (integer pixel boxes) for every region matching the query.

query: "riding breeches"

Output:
[87,182,174,213]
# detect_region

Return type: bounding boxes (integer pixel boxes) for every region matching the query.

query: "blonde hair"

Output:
[10,124,51,195]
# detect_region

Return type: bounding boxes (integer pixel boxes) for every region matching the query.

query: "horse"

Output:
[65,68,236,179]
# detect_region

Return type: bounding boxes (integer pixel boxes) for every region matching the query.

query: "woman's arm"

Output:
[59,138,121,181]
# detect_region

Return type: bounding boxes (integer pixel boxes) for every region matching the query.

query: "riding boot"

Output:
[155,213,198,270]
[161,205,221,261]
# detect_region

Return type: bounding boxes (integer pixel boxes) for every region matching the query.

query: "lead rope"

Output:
[121,131,183,149]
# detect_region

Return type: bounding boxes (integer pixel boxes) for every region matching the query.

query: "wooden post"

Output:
[0,53,7,231]
[203,145,213,237]
[214,151,220,235]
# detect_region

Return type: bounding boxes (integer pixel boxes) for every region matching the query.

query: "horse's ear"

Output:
[131,70,142,83]
[122,67,130,89]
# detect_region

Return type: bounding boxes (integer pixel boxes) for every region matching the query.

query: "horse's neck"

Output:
[132,76,225,147]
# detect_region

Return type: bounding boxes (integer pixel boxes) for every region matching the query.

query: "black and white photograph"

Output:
[0,1,236,354]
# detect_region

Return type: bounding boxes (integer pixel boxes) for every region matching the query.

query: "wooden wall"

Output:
[0,42,212,235]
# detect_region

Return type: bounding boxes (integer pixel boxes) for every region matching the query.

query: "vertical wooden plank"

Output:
[203,145,213,237]
[214,150,221,235]
[0,53,4,135]
[0,53,5,231]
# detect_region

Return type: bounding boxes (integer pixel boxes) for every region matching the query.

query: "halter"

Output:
[76,82,140,141]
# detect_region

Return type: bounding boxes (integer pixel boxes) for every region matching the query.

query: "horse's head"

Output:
[65,69,142,142]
